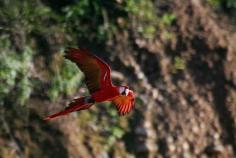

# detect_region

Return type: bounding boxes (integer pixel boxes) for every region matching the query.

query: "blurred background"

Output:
[0,0,236,157]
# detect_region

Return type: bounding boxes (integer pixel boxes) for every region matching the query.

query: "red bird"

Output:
[45,48,135,120]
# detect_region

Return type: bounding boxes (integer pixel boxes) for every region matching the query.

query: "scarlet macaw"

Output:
[45,48,135,120]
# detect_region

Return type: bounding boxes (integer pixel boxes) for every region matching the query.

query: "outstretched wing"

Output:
[64,48,112,93]
[112,92,135,115]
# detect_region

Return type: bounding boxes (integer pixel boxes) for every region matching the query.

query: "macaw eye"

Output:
[121,90,126,95]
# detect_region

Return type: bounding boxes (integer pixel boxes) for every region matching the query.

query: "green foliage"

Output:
[208,0,236,8]
[227,0,236,8]
[162,31,174,40]
[0,0,163,105]
[107,126,125,146]
[208,0,236,18]
[125,1,176,40]
[16,67,32,105]
[125,0,158,39]
[0,36,33,105]
[125,0,157,21]
[48,55,83,101]
[62,1,121,42]
[76,102,126,151]
[1,0,82,102]
[135,96,144,105]
[208,0,222,7]
[161,13,176,26]
[173,56,186,72]
[98,102,126,149]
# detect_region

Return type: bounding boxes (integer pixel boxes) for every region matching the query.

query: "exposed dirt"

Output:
[106,0,236,157]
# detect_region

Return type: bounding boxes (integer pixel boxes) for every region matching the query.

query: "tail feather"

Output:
[44,97,93,121]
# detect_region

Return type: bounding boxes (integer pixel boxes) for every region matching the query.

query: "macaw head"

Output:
[118,86,134,97]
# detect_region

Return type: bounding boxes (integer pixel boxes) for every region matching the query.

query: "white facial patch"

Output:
[125,89,129,96]
[119,87,125,94]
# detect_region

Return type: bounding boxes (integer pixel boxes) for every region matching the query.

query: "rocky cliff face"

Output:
[0,0,236,158]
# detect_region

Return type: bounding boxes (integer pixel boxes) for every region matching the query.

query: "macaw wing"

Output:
[64,48,112,93]
[112,95,135,115]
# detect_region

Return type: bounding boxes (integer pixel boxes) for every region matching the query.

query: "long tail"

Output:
[44,96,94,121]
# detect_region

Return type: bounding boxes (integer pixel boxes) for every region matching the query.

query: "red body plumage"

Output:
[45,48,135,120]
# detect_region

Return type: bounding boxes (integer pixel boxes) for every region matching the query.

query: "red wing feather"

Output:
[112,94,135,115]
[64,48,112,93]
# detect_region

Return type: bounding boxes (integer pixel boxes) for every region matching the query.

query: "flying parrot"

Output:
[45,48,135,120]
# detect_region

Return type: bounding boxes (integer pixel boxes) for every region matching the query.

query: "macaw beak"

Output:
[128,89,134,97]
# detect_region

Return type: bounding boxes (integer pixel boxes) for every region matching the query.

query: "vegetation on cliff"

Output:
[0,0,236,157]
